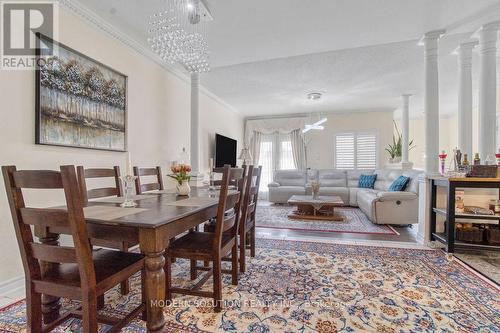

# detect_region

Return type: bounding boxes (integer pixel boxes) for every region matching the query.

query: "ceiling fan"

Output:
[302,117,327,134]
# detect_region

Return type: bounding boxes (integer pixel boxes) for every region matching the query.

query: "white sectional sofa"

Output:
[268,168,423,225]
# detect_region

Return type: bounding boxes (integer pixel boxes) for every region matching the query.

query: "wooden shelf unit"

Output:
[429,177,500,253]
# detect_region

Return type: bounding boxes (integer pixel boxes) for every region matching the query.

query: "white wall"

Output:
[0,8,243,284]
[305,111,394,169]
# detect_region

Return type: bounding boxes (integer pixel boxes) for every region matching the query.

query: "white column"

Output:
[477,22,500,160]
[401,94,412,166]
[190,72,200,173]
[420,30,445,175]
[455,41,478,158]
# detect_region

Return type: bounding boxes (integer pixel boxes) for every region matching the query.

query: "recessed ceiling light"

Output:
[307,92,322,101]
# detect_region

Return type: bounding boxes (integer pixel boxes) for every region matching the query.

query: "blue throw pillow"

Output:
[389,175,410,192]
[358,174,377,189]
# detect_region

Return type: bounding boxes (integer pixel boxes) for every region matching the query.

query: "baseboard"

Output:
[0,275,24,298]
[416,232,425,245]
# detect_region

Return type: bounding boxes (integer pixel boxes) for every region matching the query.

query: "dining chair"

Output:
[164,165,244,312]
[76,165,136,295]
[202,164,246,264]
[2,165,145,333]
[133,166,164,194]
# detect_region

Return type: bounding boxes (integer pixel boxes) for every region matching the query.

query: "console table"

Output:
[429,177,500,254]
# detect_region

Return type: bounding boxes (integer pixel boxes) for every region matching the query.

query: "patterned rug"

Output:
[256,205,398,235]
[1,239,499,332]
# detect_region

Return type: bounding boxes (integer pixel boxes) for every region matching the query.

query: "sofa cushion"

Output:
[274,170,307,186]
[349,187,362,206]
[318,187,349,204]
[317,170,347,187]
[389,175,410,191]
[268,186,306,204]
[358,174,377,189]
[357,189,379,221]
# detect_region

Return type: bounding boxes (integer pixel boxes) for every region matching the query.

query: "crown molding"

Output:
[58,0,241,115]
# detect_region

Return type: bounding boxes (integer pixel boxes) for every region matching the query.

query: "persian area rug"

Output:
[1,239,499,332]
[256,205,399,235]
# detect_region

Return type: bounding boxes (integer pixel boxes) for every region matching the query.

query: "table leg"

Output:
[140,230,166,333]
[36,228,61,325]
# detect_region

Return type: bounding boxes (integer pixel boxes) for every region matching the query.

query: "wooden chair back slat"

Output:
[77,166,122,206]
[141,182,161,192]
[80,168,117,178]
[87,187,120,199]
[20,208,69,228]
[13,170,63,189]
[133,166,164,194]
[31,243,77,263]
[137,168,159,176]
[221,213,237,233]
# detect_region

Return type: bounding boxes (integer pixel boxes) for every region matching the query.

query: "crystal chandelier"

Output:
[148,0,212,73]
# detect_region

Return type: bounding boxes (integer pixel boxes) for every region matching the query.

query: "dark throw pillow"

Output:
[358,174,377,189]
[389,175,410,192]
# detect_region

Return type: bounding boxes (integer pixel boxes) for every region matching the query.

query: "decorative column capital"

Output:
[454,40,478,68]
[474,21,500,55]
[476,20,500,33]
[402,93,412,100]
[453,40,479,54]
[418,30,446,46]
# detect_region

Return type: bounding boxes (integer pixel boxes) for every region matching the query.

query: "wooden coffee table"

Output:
[287,195,345,221]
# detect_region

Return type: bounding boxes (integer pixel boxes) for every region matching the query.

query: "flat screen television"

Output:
[215,133,237,167]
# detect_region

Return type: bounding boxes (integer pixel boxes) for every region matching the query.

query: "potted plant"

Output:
[168,164,193,195]
[386,121,415,163]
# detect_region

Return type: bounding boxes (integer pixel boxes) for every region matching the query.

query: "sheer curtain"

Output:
[258,134,274,195]
[250,131,262,165]
[290,129,306,170]
[258,132,296,194]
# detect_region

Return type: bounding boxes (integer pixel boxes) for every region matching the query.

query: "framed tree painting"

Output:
[35,33,127,151]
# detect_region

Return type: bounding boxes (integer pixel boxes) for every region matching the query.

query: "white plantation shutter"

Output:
[335,132,377,170]
[356,133,377,169]
[335,134,355,169]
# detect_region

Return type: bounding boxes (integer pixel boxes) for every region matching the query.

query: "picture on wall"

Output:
[35,33,127,151]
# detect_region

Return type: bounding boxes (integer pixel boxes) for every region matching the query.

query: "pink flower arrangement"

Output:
[168,164,193,185]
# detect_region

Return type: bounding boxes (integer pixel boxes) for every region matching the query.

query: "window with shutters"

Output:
[335,132,377,170]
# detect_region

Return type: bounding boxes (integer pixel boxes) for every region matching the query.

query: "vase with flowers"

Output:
[168,164,193,196]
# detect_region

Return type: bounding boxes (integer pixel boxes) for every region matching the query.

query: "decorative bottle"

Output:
[462,154,469,166]
[473,153,481,165]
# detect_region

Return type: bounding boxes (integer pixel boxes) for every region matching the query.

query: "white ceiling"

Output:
[80,0,500,117]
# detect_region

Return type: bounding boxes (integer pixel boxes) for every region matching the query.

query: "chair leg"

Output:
[190,260,197,280]
[82,293,98,333]
[213,257,223,312]
[231,243,238,285]
[119,242,130,295]
[141,269,147,321]
[250,225,256,258]
[239,230,246,273]
[26,282,43,333]
[97,294,105,309]
[165,255,172,302]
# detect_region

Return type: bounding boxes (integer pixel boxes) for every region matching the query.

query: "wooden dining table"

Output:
[35,188,223,333]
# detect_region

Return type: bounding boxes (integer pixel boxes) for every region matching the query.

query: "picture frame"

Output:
[35,33,128,152]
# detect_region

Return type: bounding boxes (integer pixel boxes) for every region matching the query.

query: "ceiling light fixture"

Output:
[307,92,322,101]
[148,0,213,73]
